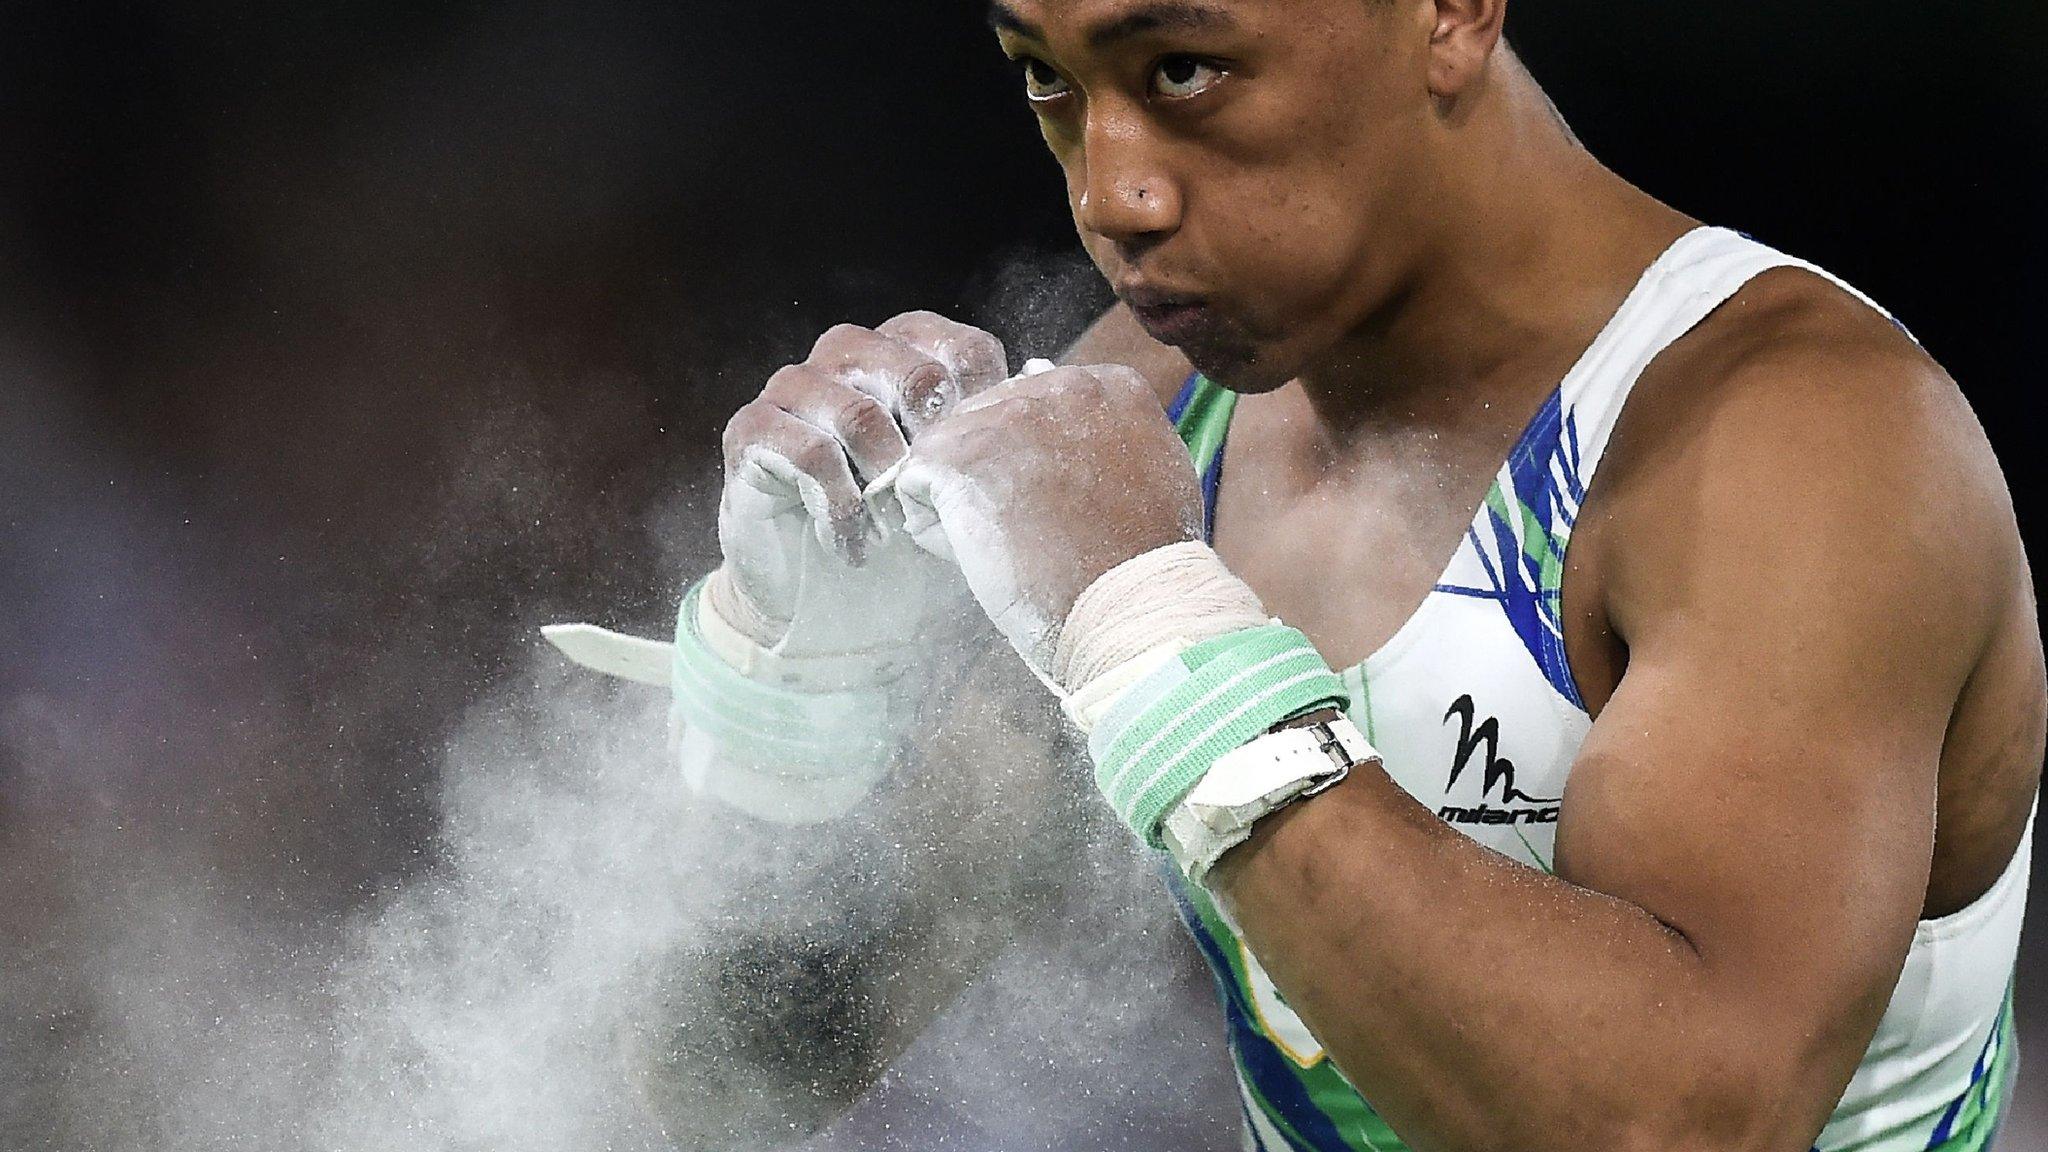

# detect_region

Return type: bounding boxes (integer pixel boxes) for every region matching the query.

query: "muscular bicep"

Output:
[1552,339,2005,1114]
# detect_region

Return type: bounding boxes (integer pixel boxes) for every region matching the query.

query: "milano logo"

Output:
[1437,695,1561,826]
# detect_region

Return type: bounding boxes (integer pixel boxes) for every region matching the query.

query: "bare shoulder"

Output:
[1588,265,2025,647]
[1567,263,2043,915]
[1063,303,1195,409]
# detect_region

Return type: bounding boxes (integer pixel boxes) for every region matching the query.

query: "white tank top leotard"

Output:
[1164,226,2030,1152]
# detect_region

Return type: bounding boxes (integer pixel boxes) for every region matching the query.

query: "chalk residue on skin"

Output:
[8,253,1241,1151]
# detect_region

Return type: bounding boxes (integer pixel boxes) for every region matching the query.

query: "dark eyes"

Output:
[1016,54,1226,103]
[1022,57,1070,101]
[1153,55,1224,99]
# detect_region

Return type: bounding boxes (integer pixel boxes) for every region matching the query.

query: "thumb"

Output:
[737,444,874,564]
[893,454,1060,680]
[890,456,957,566]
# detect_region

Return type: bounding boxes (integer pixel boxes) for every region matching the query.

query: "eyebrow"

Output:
[987,1,1239,51]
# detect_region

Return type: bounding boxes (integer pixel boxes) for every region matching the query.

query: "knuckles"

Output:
[878,311,1007,387]
[720,400,775,468]
[829,391,896,445]
[802,321,964,424]
[1002,363,1150,414]
[945,330,1008,388]
[761,362,828,404]
[909,362,1187,486]
[875,310,962,349]
[1084,363,1153,399]
[894,361,953,421]
[809,323,873,360]
[904,406,1001,469]
[729,312,1052,490]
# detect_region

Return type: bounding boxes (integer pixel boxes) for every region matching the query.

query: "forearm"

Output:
[1208,765,1782,1152]
[1001,544,1758,1147]
[638,861,1034,1141]
[672,632,1084,1094]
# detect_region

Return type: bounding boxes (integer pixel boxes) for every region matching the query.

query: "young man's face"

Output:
[992,0,1440,390]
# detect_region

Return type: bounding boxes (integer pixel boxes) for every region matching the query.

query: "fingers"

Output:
[877,311,1008,400]
[808,323,957,441]
[888,457,956,567]
[946,362,1145,421]
[721,399,875,562]
[718,314,1010,566]
[758,362,909,484]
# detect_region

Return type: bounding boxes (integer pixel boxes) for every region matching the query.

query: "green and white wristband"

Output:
[668,578,914,824]
[1091,624,1352,848]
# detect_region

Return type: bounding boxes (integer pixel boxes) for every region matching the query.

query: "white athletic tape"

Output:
[1045,546,1359,856]
[1053,541,1269,704]
[1061,639,1188,739]
[700,561,791,650]
[673,706,891,825]
[670,579,911,824]
[541,574,918,825]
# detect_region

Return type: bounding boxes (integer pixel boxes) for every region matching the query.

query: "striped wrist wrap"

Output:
[668,579,907,822]
[1093,624,1347,848]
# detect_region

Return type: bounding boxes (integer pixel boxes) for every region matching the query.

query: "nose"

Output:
[1072,110,1181,252]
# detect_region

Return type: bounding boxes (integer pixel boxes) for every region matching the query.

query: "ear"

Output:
[1425,0,1506,99]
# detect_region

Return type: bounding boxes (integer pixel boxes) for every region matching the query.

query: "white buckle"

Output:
[1161,715,1376,885]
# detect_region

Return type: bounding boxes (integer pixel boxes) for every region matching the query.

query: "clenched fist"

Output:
[714,311,1007,659]
[894,364,1205,672]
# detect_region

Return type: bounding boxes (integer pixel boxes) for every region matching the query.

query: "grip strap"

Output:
[1094,624,1347,846]
[669,578,907,823]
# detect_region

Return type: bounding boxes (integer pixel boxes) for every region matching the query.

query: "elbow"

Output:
[1596,1047,1822,1152]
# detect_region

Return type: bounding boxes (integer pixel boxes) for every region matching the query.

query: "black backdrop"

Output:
[2,0,2043,1143]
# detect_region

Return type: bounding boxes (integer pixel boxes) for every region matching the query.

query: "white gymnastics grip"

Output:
[540,623,673,688]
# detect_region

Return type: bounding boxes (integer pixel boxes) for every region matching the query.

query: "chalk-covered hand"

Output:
[893,364,1205,673]
[714,312,1007,655]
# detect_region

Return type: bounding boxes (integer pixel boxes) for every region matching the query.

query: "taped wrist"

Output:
[669,577,916,824]
[1092,624,1348,847]
[1053,542,1269,736]
[1053,541,1268,693]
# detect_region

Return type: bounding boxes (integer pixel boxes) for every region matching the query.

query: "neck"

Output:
[1297,56,1693,437]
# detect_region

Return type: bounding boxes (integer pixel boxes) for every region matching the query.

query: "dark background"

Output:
[2,0,2043,1145]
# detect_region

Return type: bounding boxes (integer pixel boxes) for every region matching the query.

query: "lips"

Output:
[1119,283,1216,345]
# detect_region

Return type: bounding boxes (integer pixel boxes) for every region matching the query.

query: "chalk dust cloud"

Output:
[0,3,1223,1149]
[6,1,2043,1148]
[0,295,1229,1150]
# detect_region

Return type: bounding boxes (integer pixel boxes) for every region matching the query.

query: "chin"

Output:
[1184,340,1296,394]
